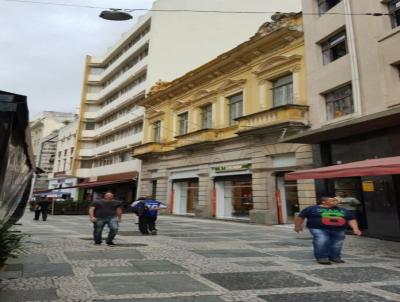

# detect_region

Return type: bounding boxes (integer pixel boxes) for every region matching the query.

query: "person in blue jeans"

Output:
[294,196,361,265]
[88,192,122,246]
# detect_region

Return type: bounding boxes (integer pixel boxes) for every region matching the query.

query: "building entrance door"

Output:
[361,175,400,240]
[276,176,299,224]
[172,179,199,215]
[215,176,253,219]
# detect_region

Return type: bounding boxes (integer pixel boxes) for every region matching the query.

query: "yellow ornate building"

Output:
[134,13,315,224]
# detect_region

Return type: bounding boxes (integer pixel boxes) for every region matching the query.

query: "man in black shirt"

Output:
[88,192,122,246]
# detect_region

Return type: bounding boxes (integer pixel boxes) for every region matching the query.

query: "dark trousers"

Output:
[34,208,48,221]
[93,217,119,244]
[138,215,157,234]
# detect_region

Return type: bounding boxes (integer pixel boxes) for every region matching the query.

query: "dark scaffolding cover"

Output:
[0,90,34,224]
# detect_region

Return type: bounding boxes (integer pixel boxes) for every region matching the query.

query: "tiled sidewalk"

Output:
[1,214,400,301]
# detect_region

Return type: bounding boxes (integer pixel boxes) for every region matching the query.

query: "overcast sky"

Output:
[0,0,153,118]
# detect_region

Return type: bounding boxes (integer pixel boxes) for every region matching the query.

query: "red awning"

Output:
[285,156,400,180]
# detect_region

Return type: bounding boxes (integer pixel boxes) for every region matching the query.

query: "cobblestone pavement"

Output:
[1,214,400,301]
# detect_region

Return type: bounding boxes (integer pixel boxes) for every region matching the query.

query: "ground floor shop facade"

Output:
[138,135,315,225]
[312,125,400,240]
[287,114,400,240]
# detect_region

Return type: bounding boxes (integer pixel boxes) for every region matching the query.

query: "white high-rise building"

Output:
[74,0,301,204]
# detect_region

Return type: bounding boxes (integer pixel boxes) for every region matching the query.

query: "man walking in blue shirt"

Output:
[294,196,361,265]
[131,197,167,235]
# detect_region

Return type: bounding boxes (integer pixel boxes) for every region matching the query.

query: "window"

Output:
[64,149,68,156]
[228,92,243,125]
[395,64,400,78]
[318,0,342,15]
[324,84,353,120]
[272,74,293,107]
[152,180,157,199]
[178,112,189,135]
[85,122,95,130]
[200,104,212,129]
[70,147,74,154]
[118,152,130,163]
[153,121,161,142]
[388,0,400,28]
[321,31,347,64]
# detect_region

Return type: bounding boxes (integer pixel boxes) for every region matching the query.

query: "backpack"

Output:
[132,201,146,216]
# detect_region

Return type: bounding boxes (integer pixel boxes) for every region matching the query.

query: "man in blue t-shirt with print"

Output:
[294,196,361,265]
[131,197,167,235]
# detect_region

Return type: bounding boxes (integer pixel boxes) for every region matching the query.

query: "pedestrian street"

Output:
[1,214,400,301]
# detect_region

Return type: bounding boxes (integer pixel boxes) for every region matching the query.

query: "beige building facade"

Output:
[134,14,315,225]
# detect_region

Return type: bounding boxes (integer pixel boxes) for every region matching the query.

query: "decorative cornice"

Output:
[252,54,302,76]
[217,79,247,93]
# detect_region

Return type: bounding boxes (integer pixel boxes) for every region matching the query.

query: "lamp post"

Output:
[99,9,133,21]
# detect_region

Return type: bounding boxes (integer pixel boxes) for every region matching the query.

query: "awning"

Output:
[285,156,400,180]
[77,178,135,188]
[33,178,136,194]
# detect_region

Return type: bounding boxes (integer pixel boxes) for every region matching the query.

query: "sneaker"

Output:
[106,242,116,246]
[317,258,331,265]
[94,242,102,245]
[330,258,345,263]
[150,230,157,235]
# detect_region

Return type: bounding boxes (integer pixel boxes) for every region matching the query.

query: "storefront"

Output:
[169,169,200,215]
[172,179,199,215]
[286,156,400,240]
[210,162,253,220]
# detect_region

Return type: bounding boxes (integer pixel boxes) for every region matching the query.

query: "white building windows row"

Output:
[96,122,143,147]
[96,104,136,128]
[83,151,132,168]
[103,46,149,89]
[101,72,147,108]
[104,24,150,70]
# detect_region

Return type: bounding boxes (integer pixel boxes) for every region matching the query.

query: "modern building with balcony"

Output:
[285,0,400,240]
[133,13,314,225]
[74,0,301,204]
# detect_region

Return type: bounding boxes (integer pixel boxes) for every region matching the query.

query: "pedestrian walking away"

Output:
[294,196,362,265]
[88,192,122,246]
[33,197,51,221]
[131,196,167,235]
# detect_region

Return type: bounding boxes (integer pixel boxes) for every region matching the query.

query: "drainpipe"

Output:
[344,0,362,116]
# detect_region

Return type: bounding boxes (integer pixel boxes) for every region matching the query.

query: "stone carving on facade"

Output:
[147,80,172,96]
[256,12,300,36]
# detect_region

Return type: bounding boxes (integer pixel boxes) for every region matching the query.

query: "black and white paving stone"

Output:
[1,214,400,301]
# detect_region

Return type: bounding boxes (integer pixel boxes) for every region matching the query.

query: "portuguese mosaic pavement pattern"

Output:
[1,214,400,301]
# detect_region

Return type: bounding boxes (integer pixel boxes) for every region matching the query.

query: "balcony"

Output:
[79,133,142,158]
[133,142,175,159]
[236,104,309,135]
[95,83,146,118]
[84,112,96,119]
[174,128,218,148]
[97,60,147,101]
